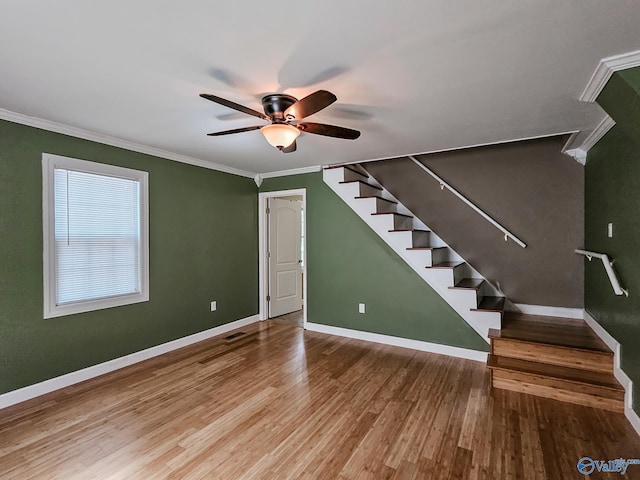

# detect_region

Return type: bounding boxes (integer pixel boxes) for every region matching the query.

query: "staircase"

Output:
[324,164,626,413]
[488,313,625,412]
[324,164,505,342]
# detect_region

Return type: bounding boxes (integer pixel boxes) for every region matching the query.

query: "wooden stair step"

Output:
[499,312,610,352]
[371,212,413,218]
[488,355,624,413]
[488,355,623,391]
[488,331,613,374]
[428,261,464,269]
[339,180,382,190]
[354,196,398,204]
[471,296,505,312]
[406,246,445,251]
[449,278,484,290]
[388,228,429,233]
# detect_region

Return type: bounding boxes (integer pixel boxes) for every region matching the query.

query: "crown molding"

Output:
[259,165,322,179]
[0,109,256,178]
[563,148,587,165]
[580,49,640,102]
[561,113,616,163]
[581,114,616,152]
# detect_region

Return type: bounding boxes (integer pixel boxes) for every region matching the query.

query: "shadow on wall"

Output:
[364,135,584,308]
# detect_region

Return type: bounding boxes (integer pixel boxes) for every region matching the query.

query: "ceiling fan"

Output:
[200,90,361,153]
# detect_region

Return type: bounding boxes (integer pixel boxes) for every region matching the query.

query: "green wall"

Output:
[0,120,258,394]
[585,67,640,413]
[260,172,488,351]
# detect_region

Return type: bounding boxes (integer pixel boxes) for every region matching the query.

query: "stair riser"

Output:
[411,231,431,248]
[355,197,396,214]
[373,198,397,213]
[343,169,369,182]
[491,338,614,373]
[359,183,383,197]
[492,371,624,413]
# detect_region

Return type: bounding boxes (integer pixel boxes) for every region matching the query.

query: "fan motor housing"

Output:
[262,94,297,122]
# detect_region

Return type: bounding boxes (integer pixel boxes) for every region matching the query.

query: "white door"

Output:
[268,197,302,318]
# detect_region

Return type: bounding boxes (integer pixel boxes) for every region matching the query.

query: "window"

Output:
[42,153,149,318]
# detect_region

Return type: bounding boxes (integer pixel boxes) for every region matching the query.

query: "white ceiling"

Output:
[1,1,639,175]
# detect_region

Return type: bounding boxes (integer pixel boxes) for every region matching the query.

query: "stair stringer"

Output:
[324,166,502,342]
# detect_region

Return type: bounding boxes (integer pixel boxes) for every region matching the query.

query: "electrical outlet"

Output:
[608,223,613,238]
[210,301,217,312]
[358,303,365,314]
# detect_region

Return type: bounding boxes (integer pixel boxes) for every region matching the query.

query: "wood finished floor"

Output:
[1,321,639,480]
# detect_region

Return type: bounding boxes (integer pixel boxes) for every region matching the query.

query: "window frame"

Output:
[42,153,149,319]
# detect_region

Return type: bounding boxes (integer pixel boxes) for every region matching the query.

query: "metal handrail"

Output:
[575,249,628,296]
[409,156,527,248]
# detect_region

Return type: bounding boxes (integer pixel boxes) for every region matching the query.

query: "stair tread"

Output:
[493,313,612,353]
[355,196,398,204]
[472,296,505,312]
[428,261,464,269]
[487,355,624,391]
[389,228,430,233]
[371,212,413,218]
[449,278,484,290]
[338,180,382,190]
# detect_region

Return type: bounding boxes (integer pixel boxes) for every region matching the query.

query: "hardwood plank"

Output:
[492,371,624,413]
[498,312,611,352]
[1,321,639,480]
[487,355,623,391]
[490,337,614,373]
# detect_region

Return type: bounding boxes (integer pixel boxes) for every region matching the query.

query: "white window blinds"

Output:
[43,154,149,318]
[54,168,141,305]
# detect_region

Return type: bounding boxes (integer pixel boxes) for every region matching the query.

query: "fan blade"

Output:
[284,90,337,120]
[207,125,262,136]
[200,93,269,121]
[298,122,360,140]
[282,140,297,153]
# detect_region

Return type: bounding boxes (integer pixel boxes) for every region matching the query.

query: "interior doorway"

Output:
[258,189,307,328]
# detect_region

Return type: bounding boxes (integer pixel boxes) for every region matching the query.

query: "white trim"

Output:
[0,108,255,178]
[322,130,578,169]
[42,153,150,318]
[580,49,640,102]
[563,148,588,165]
[260,165,322,179]
[562,114,615,160]
[580,115,616,152]
[0,314,260,410]
[583,311,639,437]
[512,304,584,319]
[306,323,488,362]
[258,189,307,328]
[254,174,263,187]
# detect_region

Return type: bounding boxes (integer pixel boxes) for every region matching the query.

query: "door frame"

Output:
[258,188,307,327]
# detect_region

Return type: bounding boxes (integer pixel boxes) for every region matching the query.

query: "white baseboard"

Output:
[583,311,639,438]
[512,303,584,319]
[0,314,260,410]
[306,322,488,362]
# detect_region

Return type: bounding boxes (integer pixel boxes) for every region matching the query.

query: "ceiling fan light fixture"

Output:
[260,124,300,150]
